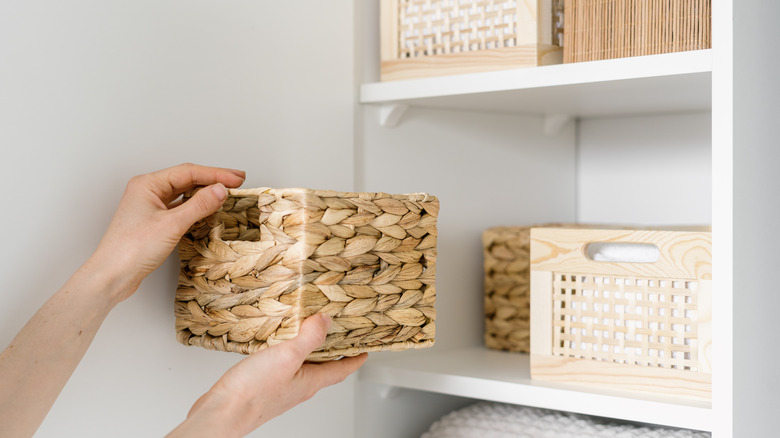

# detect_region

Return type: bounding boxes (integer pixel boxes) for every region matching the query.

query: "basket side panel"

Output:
[551,271,702,371]
[530,270,554,357]
[380,0,399,62]
[381,45,561,81]
[305,191,439,360]
[530,354,712,402]
[175,192,305,355]
[530,228,712,280]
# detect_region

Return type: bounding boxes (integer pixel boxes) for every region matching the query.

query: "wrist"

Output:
[168,393,246,438]
[78,251,143,309]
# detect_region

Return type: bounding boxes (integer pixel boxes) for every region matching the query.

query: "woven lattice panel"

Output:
[176,188,438,361]
[397,0,565,58]
[552,273,699,371]
[563,0,712,63]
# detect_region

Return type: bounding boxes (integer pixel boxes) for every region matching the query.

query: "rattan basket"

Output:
[381,0,564,81]
[530,227,712,401]
[483,226,533,353]
[562,0,712,63]
[175,187,438,361]
[483,224,578,353]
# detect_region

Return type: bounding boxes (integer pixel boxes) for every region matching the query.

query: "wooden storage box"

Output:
[381,0,564,81]
[563,0,712,63]
[176,187,438,361]
[530,228,712,402]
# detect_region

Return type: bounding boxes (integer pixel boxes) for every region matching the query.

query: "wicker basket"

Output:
[380,0,564,81]
[483,226,533,353]
[530,228,712,402]
[175,187,438,361]
[483,224,579,353]
[562,0,712,63]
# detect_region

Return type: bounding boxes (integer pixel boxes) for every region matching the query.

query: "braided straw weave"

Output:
[483,226,533,353]
[176,188,438,361]
[483,224,576,353]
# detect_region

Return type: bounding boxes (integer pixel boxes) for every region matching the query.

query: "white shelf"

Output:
[359,346,712,432]
[361,50,712,118]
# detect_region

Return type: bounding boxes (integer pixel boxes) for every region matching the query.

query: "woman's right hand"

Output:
[167,314,367,438]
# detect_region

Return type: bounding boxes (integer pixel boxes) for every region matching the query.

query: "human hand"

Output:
[90,163,245,303]
[168,314,368,438]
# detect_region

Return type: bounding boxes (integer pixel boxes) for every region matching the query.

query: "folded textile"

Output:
[421,402,709,438]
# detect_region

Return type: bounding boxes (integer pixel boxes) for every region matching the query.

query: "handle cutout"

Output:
[585,242,660,263]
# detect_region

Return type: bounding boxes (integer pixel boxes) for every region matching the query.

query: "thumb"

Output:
[285,314,332,361]
[171,183,228,228]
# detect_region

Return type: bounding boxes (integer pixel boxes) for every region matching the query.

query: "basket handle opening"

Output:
[584,242,660,263]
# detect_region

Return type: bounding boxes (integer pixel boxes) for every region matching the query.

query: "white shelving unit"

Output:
[357,49,715,435]
[355,1,779,436]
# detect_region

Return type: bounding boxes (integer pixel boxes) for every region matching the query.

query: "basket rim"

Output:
[227,187,437,202]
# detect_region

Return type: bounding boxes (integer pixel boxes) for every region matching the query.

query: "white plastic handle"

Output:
[584,242,660,263]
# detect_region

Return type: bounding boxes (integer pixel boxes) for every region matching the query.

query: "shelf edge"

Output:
[360,50,713,105]
[359,350,713,432]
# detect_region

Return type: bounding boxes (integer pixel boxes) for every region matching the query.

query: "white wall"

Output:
[358,109,713,354]
[359,106,577,351]
[0,1,357,436]
[577,112,712,226]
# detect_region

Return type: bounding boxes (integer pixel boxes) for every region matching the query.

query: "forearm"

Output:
[0,256,134,438]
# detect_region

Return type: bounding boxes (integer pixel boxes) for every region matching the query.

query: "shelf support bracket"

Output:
[379,103,409,128]
[543,114,573,136]
[376,384,402,399]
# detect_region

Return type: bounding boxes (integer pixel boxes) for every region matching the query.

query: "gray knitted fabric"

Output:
[421,402,710,438]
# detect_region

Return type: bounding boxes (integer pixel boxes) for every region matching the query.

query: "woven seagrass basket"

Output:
[483,224,575,353]
[176,187,438,361]
[483,226,533,353]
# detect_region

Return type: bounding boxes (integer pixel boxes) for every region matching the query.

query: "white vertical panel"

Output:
[731,0,780,436]
[711,0,734,436]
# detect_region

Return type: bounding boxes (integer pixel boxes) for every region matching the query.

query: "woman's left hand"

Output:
[90,163,245,303]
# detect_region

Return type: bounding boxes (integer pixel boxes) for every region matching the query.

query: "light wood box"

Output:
[380,0,564,81]
[530,228,712,402]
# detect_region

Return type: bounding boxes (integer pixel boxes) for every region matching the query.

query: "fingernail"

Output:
[319,313,332,329]
[210,183,228,201]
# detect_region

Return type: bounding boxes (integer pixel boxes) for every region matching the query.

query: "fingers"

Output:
[153,163,245,202]
[284,314,332,362]
[168,183,228,232]
[300,353,368,389]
